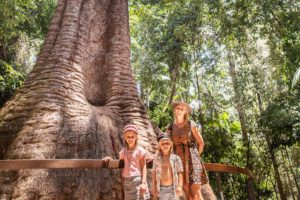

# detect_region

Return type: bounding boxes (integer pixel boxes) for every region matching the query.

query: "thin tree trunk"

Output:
[0,1,157,199]
[265,134,287,200]
[285,147,300,198]
[216,173,225,200]
[227,51,248,143]
[195,71,205,133]
[191,40,205,132]
[281,150,296,200]
[168,64,179,105]
[146,87,150,108]
[227,49,255,200]
[256,92,287,200]
[273,181,280,200]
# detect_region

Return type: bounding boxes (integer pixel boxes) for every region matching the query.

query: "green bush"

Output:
[0,60,24,107]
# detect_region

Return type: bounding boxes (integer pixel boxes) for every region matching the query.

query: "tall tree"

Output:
[0,1,157,199]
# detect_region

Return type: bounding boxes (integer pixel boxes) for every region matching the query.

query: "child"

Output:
[102,124,150,200]
[152,133,184,200]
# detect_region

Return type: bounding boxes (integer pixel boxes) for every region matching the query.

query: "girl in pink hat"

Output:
[102,124,150,200]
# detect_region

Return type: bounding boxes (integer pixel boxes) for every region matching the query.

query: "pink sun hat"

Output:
[122,124,139,134]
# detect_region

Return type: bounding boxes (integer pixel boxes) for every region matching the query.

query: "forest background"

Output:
[0,0,299,199]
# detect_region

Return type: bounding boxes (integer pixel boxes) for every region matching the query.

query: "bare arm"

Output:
[119,169,124,197]
[176,172,183,196]
[141,157,147,184]
[139,156,147,194]
[176,156,184,196]
[152,171,158,196]
[191,125,205,154]
[178,172,183,187]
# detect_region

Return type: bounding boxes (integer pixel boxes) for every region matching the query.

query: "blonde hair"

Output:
[157,140,173,156]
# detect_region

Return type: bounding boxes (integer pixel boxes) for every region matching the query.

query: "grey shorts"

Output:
[123,176,150,200]
[159,185,178,200]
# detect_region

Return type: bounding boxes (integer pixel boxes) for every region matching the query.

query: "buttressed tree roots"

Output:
[0,0,216,199]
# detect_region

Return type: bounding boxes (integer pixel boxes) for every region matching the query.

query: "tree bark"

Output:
[0,0,157,199]
[195,71,205,133]
[216,173,224,200]
[227,51,248,144]
[168,64,179,105]
[280,150,296,200]
[191,41,205,132]
[272,181,280,200]
[267,142,287,200]
[227,50,255,200]
[285,148,300,199]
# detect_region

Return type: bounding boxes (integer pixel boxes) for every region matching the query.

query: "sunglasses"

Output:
[161,142,171,146]
[124,135,137,139]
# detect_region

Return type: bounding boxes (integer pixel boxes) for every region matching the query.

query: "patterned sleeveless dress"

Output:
[167,121,208,186]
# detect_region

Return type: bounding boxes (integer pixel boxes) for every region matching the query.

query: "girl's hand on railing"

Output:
[101,156,113,161]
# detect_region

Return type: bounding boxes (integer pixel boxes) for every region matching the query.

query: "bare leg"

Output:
[190,184,203,200]
[183,184,190,200]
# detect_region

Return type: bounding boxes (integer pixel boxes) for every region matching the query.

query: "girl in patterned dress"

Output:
[166,101,208,200]
[102,124,150,200]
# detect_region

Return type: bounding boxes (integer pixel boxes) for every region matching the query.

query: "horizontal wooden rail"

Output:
[0,159,119,170]
[0,159,254,178]
[204,163,254,178]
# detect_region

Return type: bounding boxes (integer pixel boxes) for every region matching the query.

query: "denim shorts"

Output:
[123,176,150,200]
[159,185,178,200]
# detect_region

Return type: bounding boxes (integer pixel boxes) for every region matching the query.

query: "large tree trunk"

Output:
[0,0,157,199]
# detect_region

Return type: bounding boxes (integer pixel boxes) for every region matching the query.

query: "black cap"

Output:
[157,133,171,142]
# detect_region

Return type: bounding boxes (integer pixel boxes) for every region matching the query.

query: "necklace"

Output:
[175,121,186,129]
[162,155,172,180]
[125,148,135,169]
[162,155,170,166]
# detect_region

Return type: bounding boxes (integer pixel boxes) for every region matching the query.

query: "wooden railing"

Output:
[0,159,254,178]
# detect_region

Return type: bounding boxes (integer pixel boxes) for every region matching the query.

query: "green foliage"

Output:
[256,0,300,87]
[148,103,172,129]
[0,60,24,107]
[260,89,300,150]
[0,0,57,63]
[0,0,57,107]
[203,111,239,163]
